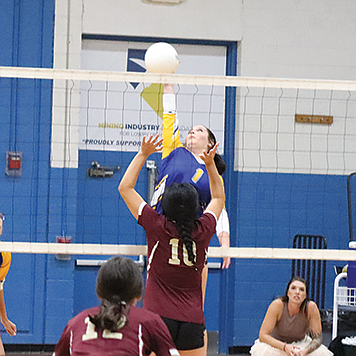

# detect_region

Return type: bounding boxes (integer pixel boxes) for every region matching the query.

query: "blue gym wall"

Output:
[232,172,349,346]
[0,0,352,352]
[0,0,57,345]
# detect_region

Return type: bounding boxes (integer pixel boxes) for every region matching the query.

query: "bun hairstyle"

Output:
[161,183,199,264]
[205,127,227,175]
[90,256,143,332]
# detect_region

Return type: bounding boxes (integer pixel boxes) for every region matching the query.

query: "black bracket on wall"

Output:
[87,161,120,178]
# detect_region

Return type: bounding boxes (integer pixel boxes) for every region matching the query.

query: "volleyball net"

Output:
[0,66,356,261]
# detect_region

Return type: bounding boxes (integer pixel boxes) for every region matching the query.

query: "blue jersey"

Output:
[150,146,211,216]
[151,104,227,236]
[150,110,216,216]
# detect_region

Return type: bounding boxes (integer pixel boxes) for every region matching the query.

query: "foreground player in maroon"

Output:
[53,256,179,356]
[119,135,225,356]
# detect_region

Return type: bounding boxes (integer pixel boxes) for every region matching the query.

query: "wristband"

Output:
[163,93,176,114]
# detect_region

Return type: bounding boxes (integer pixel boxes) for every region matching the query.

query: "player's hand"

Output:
[222,256,231,269]
[291,347,307,356]
[218,231,231,269]
[199,143,219,165]
[163,83,174,94]
[2,318,16,336]
[140,135,163,157]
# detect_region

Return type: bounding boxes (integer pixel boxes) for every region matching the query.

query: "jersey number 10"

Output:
[169,238,197,266]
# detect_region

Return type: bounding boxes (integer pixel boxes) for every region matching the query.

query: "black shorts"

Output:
[161,317,206,350]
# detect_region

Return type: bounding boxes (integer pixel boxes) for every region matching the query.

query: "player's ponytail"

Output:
[91,298,128,332]
[90,256,143,332]
[178,223,195,264]
[206,127,227,175]
[161,183,199,264]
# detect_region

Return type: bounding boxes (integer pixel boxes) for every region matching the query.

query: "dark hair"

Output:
[281,276,310,313]
[205,127,227,175]
[89,256,143,332]
[161,183,199,264]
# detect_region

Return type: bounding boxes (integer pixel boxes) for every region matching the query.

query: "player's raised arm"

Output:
[162,83,183,158]
[199,143,225,219]
[119,135,162,220]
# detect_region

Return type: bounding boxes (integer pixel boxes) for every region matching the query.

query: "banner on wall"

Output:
[79,40,226,152]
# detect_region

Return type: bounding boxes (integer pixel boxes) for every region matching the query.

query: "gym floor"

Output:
[4,343,237,356]
[4,342,243,356]
[3,329,336,356]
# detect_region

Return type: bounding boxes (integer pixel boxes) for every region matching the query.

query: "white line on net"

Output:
[0,242,355,260]
[1,66,356,91]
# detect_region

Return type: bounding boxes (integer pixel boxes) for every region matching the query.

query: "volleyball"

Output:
[145,42,180,74]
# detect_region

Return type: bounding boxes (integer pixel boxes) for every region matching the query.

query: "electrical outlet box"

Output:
[5,151,22,177]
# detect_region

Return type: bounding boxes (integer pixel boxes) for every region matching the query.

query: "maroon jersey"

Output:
[138,203,217,324]
[53,305,179,356]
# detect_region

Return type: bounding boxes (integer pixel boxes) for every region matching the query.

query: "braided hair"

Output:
[89,256,143,332]
[161,183,199,264]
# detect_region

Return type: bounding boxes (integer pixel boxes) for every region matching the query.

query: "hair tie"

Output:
[117,315,126,330]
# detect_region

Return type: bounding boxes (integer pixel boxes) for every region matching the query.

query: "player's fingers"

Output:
[210,142,219,155]
[153,133,160,143]
[222,257,230,269]
[6,327,15,336]
[155,137,163,146]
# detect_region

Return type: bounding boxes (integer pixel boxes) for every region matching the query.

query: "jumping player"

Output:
[150,83,230,271]
[119,135,225,356]
[150,84,231,352]
[53,256,179,356]
[0,213,16,356]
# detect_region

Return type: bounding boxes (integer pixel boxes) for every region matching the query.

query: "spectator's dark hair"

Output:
[161,183,199,264]
[205,127,227,175]
[281,276,310,313]
[89,256,143,332]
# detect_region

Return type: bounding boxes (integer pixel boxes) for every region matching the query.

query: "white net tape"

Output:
[0,241,355,261]
[1,66,356,91]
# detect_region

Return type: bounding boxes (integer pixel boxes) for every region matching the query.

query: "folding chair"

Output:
[292,234,327,309]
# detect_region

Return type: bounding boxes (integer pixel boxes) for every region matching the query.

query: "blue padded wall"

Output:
[231,171,349,345]
[0,0,56,345]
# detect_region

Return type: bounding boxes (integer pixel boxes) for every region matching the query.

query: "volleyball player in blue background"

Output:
[150,84,231,297]
[119,135,225,355]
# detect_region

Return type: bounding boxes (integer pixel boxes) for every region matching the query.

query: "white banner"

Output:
[79,40,226,152]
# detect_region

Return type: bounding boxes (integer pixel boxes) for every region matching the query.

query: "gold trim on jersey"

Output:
[0,251,11,281]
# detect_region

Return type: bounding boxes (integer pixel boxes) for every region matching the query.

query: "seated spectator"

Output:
[250,276,333,356]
